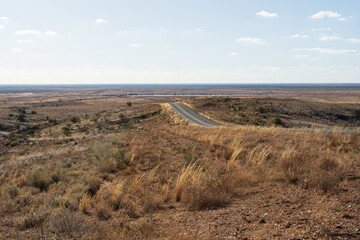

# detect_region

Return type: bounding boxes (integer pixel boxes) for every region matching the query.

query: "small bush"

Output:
[6,184,19,199]
[272,117,283,126]
[48,210,84,238]
[236,105,244,111]
[63,126,71,136]
[50,168,63,183]
[183,183,229,211]
[27,167,51,191]
[96,207,112,221]
[17,107,26,114]
[71,116,81,123]
[256,106,267,114]
[127,101,132,107]
[93,142,129,173]
[18,209,49,230]
[17,113,26,122]
[352,109,360,119]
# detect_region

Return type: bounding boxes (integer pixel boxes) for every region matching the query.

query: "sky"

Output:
[0,0,360,84]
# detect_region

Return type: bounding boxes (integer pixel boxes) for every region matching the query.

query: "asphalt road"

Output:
[169,103,222,127]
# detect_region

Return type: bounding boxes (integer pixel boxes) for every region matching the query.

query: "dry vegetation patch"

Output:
[0,90,359,239]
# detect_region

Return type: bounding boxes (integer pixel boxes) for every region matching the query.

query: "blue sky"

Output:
[0,0,359,84]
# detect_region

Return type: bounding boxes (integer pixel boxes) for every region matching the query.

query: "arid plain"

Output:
[0,85,360,239]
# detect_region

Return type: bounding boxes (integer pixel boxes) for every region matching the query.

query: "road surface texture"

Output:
[169,103,222,127]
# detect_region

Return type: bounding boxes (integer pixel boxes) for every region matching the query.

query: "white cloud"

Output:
[0,24,4,30]
[311,27,331,32]
[194,28,203,32]
[236,37,266,43]
[0,17,8,20]
[129,43,143,47]
[16,29,41,35]
[17,40,35,43]
[347,38,360,43]
[290,34,310,39]
[312,11,341,19]
[256,10,279,18]
[229,52,238,56]
[95,18,108,24]
[12,48,24,52]
[319,35,341,41]
[45,31,57,36]
[337,17,347,21]
[302,48,358,54]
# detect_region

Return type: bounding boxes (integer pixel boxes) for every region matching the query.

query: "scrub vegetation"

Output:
[0,86,360,239]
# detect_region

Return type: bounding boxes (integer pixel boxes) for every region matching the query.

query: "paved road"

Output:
[169,103,222,127]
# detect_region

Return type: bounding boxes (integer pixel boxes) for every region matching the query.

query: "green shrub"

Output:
[253,117,265,126]
[17,113,26,122]
[236,105,244,111]
[256,106,267,114]
[63,126,71,136]
[272,117,283,126]
[71,116,81,123]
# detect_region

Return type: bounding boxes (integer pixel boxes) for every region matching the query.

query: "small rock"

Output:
[259,218,266,224]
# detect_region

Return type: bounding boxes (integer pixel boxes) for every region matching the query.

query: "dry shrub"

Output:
[17,209,49,230]
[161,180,171,202]
[26,167,51,191]
[349,133,359,151]
[280,147,307,184]
[174,163,229,210]
[183,183,229,211]
[174,163,200,202]
[93,141,129,173]
[245,145,273,170]
[305,156,347,192]
[227,147,245,170]
[79,193,90,214]
[47,209,86,238]
[326,133,340,149]
[6,184,19,199]
[96,173,162,216]
[119,217,154,239]
[96,206,112,221]
[223,168,257,195]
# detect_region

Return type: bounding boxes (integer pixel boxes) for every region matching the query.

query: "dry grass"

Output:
[0,94,359,239]
[171,125,356,193]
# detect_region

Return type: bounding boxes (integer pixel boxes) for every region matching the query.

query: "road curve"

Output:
[169,103,222,127]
